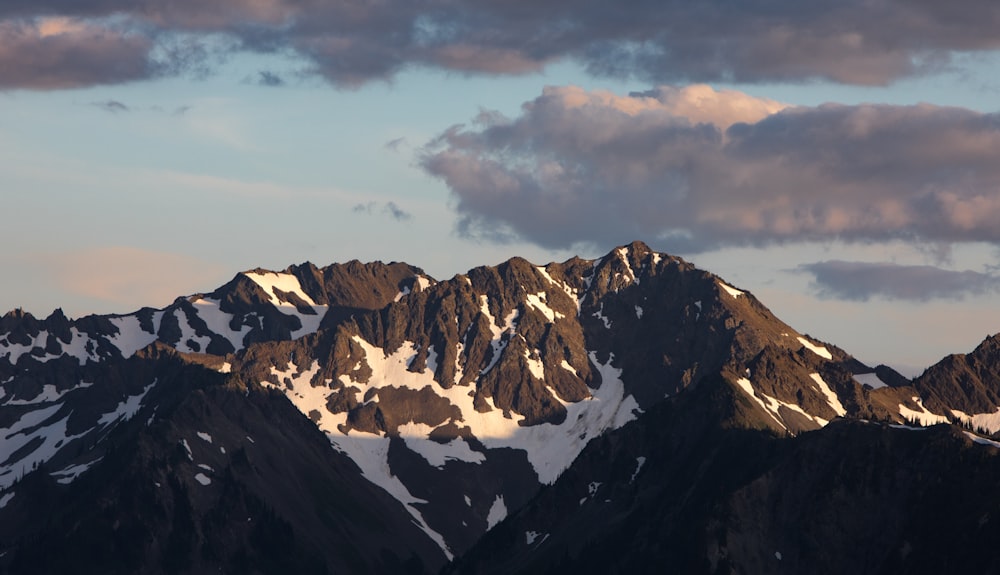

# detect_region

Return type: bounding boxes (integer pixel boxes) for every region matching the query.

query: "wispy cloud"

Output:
[419,84,1000,252]
[4,1,1000,89]
[30,246,226,311]
[798,260,1000,301]
[256,70,284,86]
[352,201,413,221]
[90,99,129,113]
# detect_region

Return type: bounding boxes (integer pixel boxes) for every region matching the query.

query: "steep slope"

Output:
[448,376,1000,575]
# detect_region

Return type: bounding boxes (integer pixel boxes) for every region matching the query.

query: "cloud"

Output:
[256,69,284,86]
[419,84,1000,252]
[352,201,413,221]
[91,99,129,113]
[0,18,155,89]
[798,260,1000,301]
[5,1,1000,88]
[33,246,226,311]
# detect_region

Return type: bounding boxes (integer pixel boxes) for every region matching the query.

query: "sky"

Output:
[3,1,1000,376]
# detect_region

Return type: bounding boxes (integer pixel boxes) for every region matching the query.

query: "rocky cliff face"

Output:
[1,242,998,574]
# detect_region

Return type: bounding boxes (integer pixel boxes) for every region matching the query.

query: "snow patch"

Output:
[197,431,213,443]
[51,458,101,485]
[964,431,1000,448]
[194,473,211,486]
[526,292,564,322]
[191,297,252,351]
[718,281,744,298]
[809,373,846,417]
[797,337,833,360]
[950,408,1000,434]
[0,492,13,509]
[4,381,93,406]
[486,495,507,529]
[899,397,949,426]
[588,481,602,496]
[242,271,328,339]
[634,305,643,319]
[108,314,161,358]
[98,381,156,427]
[630,456,646,482]
[592,303,612,329]
[398,422,486,468]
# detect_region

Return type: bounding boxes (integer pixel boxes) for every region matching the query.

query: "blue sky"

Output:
[3,2,1000,375]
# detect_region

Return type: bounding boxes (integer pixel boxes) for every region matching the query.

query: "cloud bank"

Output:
[5,1,1000,88]
[799,260,1000,301]
[419,84,1000,252]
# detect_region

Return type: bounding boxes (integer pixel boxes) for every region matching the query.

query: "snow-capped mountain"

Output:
[1,242,999,574]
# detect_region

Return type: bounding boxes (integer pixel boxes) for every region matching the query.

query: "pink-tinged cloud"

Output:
[4,0,1000,88]
[0,18,154,89]
[419,85,1000,252]
[37,246,226,312]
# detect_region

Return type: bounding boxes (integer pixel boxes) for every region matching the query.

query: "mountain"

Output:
[1,242,999,574]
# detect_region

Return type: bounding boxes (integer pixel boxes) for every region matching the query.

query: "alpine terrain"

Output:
[2,241,1000,574]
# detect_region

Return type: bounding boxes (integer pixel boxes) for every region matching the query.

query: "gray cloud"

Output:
[91,99,128,113]
[256,70,284,86]
[418,85,1000,252]
[798,260,1000,301]
[5,0,1000,89]
[352,201,413,222]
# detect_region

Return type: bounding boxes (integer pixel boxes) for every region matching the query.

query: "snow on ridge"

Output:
[809,373,846,417]
[264,336,640,556]
[173,309,213,354]
[479,295,519,375]
[718,281,744,299]
[242,271,328,339]
[616,248,639,285]
[797,336,833,360]
[951,408,1000,434]
[898,396,949,427]
[735,377,830,432]
[108,314,162,358]
[191,297,252,351]
[0,328,102,366]
[526,292,564,322]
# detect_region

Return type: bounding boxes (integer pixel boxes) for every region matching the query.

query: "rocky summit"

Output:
[2,241,1000,574]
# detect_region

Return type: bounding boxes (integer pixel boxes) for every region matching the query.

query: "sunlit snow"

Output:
[809,373,846,417]
[950,408,1000,434]
[797,337,833,360]
[718,281,744,298]
[898,397,949,426]
[243,271,329,339]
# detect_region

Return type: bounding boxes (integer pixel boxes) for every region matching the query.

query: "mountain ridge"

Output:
[1,241,999,574]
